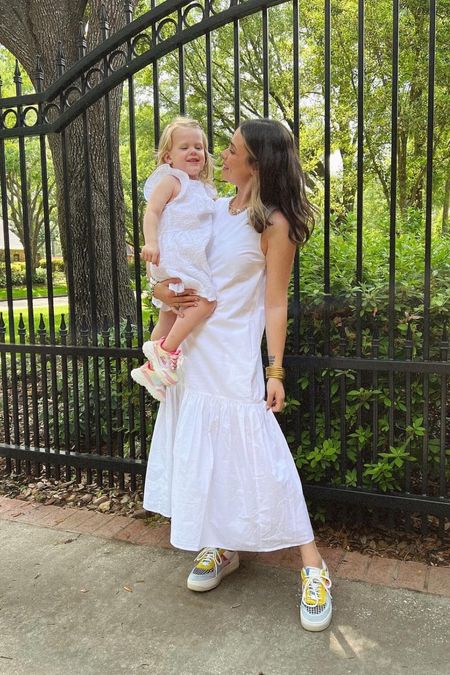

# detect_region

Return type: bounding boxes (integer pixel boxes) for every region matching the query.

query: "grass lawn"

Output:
[0,283,68,302]
[0,305,151,343]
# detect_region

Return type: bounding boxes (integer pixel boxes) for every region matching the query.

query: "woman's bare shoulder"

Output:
[261,209,295,257]
[267,209,291,235]
[261,210,292,249]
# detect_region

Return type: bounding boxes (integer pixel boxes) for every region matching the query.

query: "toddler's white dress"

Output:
[143,164,217,310]
[143,197,314,552]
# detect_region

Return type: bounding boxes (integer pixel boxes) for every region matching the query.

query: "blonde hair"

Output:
[156,117,214,183]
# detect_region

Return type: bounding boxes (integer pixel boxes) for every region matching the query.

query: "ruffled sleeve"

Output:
[143,164,190,202]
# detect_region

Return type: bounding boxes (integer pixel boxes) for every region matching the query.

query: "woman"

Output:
[143,119,332,632]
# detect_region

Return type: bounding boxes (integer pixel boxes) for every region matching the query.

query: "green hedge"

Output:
[38,258,65,272]
[289,222,450,359]
[280,219,450,498]
[0,262,46,286]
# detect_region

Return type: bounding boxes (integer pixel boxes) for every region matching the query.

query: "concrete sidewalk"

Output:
[1,516,449,675]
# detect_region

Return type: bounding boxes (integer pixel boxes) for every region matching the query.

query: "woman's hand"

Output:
[141,241,160,266]
[265,378,285,413]
[153,278,199,317]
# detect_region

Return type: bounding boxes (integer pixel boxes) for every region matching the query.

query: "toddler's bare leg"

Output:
[151,310,177,341]
[162,298,216,352]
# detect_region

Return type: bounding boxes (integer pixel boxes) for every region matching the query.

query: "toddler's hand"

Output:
[141,242,160,266]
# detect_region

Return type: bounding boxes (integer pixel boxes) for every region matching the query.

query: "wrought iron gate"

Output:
[0,0,448,523]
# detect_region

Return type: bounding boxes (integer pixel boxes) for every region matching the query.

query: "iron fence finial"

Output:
[80,314,89,343]
[406,321,413,341]
[100,4,110,40]
[55,41,66,77]
[59,314,67,335]
[124,1,133,24]
[13,59,21,79]
[77,22,88,59]
[13,59,22,95]
[35,55,44,93]
[441,319,448,345]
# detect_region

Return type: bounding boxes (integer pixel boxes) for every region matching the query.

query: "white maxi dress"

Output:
[143,197,315,552]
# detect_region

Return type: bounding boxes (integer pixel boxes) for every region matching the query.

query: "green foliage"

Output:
[364,446,416,492]
[32,267,46,284]
[128,259,146,281]
[287,371,447,496]
[38,258,65,273]
[46,319,156,454]
[295,438,340,482]
[288,221,450,360]
[130,0,450,229]
[0,262,47,286]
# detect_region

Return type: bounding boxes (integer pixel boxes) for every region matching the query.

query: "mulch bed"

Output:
[1,457,448,567]
[313,515,449,567]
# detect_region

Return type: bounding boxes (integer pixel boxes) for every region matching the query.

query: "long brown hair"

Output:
[239,119,315,245]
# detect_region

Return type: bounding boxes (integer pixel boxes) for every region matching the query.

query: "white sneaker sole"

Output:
[130,366,165,402]
[142,341,179,386]
[300,607,332,632]
[187,554,240,592]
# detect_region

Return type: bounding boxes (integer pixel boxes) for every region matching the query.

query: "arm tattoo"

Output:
[268,355,275,365]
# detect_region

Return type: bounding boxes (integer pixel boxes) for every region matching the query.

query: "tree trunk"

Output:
[0,0,136,333]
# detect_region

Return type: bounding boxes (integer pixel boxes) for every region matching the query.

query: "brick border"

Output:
[1,495,449,597]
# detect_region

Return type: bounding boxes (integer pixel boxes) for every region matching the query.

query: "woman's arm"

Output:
[141,175,179,265]
[262,212,296,412]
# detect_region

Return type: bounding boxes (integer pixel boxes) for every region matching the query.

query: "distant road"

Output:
[0,296,68,310]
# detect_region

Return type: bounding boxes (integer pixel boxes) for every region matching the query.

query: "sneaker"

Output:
[300,560,332,631]
[142,338,183,386]
[187,547,239,592]
[130,362,166,401]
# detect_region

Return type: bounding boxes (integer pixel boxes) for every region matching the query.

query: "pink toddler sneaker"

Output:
[142,338,183,386]
[130,361,166,401]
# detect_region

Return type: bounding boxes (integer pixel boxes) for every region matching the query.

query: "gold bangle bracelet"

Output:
[265,366,285,381]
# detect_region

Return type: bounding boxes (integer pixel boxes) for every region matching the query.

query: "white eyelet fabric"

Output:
[143,163,217,310]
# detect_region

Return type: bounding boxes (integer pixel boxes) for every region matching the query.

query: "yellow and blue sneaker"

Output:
[300,561,332,631]
[187,547,239,592]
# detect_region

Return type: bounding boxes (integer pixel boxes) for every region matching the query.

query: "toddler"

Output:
[131,117,217,400]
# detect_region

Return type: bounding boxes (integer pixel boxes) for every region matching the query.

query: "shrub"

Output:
[38,257,65,272]
[0,262,52,286]
[287,220,450,360]
[282,217,450,498]
[32,267,47,284]
[9,263,27,285]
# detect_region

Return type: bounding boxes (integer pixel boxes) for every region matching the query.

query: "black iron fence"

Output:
[0,0,448,526]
